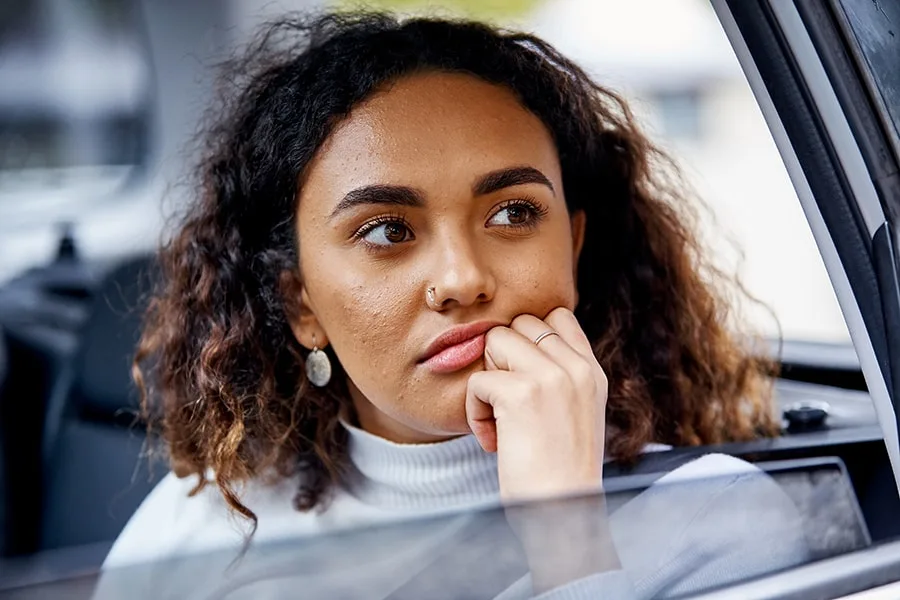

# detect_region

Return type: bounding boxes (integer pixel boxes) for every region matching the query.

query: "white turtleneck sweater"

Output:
[94,425,810,599]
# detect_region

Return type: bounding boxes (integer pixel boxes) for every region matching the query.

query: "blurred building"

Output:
[529,0,850,341]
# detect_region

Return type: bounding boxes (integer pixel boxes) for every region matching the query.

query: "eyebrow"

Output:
[473,166,555,196]
[327,166,554,220]
[328,185,424,220]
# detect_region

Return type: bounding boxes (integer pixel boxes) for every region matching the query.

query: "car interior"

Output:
[0,234,897,565]
[0,245,162,558]
[1,0,900,598]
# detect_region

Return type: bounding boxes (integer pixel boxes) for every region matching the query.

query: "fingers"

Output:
[470,308,607,455]
[484,312,585,376]
[542,307,596,360]
[507,313,585,363]
[503,312,598,389]
[542,307,608,394]
[482,326,557,374]
[466,370,530,452]
[468,308,608,502]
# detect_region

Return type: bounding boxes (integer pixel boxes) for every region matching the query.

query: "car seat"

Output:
[39,255,167,550]
[0,327,8,556]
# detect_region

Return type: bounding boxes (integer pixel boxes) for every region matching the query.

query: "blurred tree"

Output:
[334,0,542,21]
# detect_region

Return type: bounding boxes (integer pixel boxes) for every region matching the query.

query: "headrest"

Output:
[70,255,158,417]
[0,325,7,389]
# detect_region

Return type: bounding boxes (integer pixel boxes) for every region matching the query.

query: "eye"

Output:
[486,198,547,228]
[356,218,414,247]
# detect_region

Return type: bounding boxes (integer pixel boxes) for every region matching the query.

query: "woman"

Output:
[98,11,808,599]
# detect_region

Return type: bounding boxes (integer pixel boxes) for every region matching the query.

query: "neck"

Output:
[340,420,500,509]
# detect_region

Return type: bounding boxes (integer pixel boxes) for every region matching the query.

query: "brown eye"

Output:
[505,205,529,224]
[487,201,543,228]
[359,219,414,246]
[384,223,407,243]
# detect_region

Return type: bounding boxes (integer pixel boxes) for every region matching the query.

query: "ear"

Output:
[570,210,587,306]
[570,209,587,275]
[280,270,329,350]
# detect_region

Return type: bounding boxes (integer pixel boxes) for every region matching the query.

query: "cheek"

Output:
[307,267,414,377]
[496,229,579,314]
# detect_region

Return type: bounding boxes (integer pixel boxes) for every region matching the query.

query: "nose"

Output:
[427,233,496,311]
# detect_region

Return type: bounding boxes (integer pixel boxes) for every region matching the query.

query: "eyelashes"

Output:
[487,196,548,229]
[351,197,549,251]
[353,213,414,247]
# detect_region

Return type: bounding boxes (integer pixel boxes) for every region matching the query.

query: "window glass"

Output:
[329,0,851,343]
[0,0,151,218]
[538,0,851,343]
[648,88,704,141]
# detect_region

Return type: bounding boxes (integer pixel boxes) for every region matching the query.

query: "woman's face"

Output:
[292,72,585,443]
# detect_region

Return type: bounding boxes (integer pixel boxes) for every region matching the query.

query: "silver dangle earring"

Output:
[306,334,332,387]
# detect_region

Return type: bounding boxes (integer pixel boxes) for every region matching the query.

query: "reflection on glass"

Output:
[82,459,868,599]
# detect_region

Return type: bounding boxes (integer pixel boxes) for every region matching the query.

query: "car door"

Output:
[689,1,900,597]
[716,0,900,498]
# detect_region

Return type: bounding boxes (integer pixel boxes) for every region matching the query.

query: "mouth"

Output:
[419,321,501,374]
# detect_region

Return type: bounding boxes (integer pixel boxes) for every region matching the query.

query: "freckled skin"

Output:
[293,72,584,444]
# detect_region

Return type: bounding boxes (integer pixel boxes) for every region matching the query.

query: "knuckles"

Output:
[484,311,609,409]
[484,327,504,345]
[539,362,571,392]
[595,365,609,394]
[517,378,542,402]
[509,313,541,331]
[544,306,573,323]
[569,358,595,389]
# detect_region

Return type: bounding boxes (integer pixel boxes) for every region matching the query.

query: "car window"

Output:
[324,0,850,343]
[83,464,864,599]
[0,0,152,229]
[0,0,851,344]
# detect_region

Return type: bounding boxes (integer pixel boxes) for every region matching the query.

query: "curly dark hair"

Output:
[134,11,780,526]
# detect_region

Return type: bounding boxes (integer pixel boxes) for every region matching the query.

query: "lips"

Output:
[419,321,500,374]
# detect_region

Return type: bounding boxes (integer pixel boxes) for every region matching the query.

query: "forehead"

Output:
[299,72,562,203]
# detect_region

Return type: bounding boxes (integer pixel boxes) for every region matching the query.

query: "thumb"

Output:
[466,370,511,452]
[470,420,498,453]
[484,344,500,371]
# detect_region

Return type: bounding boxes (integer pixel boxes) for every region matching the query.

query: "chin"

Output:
[355,361,483,441]
[438,411,474,437]
[419,368,479,436]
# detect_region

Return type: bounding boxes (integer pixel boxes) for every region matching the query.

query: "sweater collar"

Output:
[340,421,500,510]
[338,421,672,511]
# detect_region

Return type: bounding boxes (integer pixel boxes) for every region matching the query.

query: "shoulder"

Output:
[658,451,759,483]
[102,466,380,571]
[103,470,315,569]
[102,472,234,568]
[613,452,793,530]
[644,452,803,531]
[612,453,810,596]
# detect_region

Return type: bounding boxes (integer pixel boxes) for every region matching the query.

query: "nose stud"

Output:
[426,286,439,309]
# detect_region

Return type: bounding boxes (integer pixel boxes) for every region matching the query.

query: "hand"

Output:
[465,307,608,501]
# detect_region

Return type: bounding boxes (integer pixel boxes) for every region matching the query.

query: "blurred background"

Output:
[0,0,851,342]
